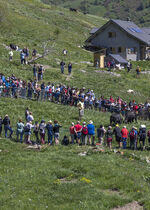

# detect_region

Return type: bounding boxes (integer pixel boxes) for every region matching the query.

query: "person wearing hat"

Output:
[113,124,122,148]
[81,122,88,145]
[69,122,75,144]
[87,120,95,145]
[138,125,146,150]
[46,120,53,145]
[105,126,113,149]
[129,126,138,150]
[2,114,13,138]
[24,121,33,144]
[121,126,129,149]
[39,120,46,144]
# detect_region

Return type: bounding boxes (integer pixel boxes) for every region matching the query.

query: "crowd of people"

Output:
[1,111,150,150]
[0,72,149,117]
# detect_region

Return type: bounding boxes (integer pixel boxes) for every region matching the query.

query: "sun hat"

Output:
[116,124,119,127]
[71,122,74,125]
[83,121,86,125]
[123,125,126,128]
[48,120,52,123]
[89,120,93,124]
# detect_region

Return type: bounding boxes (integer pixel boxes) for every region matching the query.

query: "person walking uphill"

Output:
[3,114,13,138]
[87,120,95,145]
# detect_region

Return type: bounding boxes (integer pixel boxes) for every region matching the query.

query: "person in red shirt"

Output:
[121,126,129,149]
[69,122,75,144]
[74,121,82,145]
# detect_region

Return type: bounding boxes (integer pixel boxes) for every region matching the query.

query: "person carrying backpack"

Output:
[138,125,146,150]
[81,122,88,145]
[129,126,138,150]
[16,119,24,143]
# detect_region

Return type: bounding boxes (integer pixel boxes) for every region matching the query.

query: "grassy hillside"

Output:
[1,0,150,209]
[42,0,150,26]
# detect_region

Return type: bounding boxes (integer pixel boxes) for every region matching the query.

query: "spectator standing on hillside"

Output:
[62,49,67,56]
[27,112,34,122]
[82,122,88,145]
[3,114,13,138]
[77,99,84,121]
[87,120,95,145]
[39,120,46,144]
[121,126,129,149]
[33,64,37,79]
[24,121,33,144]
[20,51,25,64]
[32,49,37,59]
[33,121,39,144]
[69,122,75,144]
[138,125,146,150]
[68,62,72,75]
[136,66,141,77]
[113,124,122,148]
[16,119,24,143]
[53,120,62,144]
[46,120,53,145]
[74,121,82,145]
[129,126,138,150]
[106,126,113,149]
[0,116,3,137]
[9,50,13,62]
[97,125,106,145]
[60,60,65,74]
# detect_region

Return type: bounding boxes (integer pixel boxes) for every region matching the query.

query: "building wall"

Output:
[91,23,140,61]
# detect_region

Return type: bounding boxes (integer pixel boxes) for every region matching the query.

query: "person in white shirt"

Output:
[27,112,34,122]
[9,50,13,61]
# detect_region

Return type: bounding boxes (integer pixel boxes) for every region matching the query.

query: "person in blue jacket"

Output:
[87,120,95,145]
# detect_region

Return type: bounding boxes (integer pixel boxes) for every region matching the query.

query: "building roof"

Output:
[90,27,99,34]
[109,54,128,64]
[142,27,150,35]
[86,19,150,46]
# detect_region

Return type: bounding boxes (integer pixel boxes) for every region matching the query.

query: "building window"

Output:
[118,47,122,53]
[110,47,116,54]
[108,32,116,38]
[128,48,136,54]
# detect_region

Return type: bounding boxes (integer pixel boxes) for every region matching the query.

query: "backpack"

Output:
[130,130,135,139]
[82,126,88,135]
[24,125,30,132]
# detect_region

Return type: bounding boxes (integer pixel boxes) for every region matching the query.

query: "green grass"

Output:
[0,0,150,209]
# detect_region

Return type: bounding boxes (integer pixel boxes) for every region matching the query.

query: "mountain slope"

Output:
[42,0,150,26]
